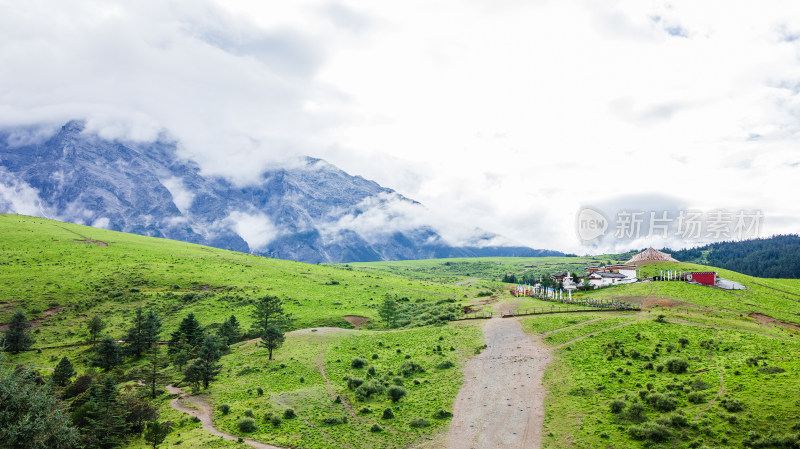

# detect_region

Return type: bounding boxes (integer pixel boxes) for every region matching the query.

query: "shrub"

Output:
[668,413,688,427]
[392,377,404,386]
[433,410,453,419]
[348,377,365,390]
[382,407,394,419]
[399,361,425,377]
[609,400,626,414]
[370,424,383,432]
[678,337,689,347]
[359,407,372,414]
[720,398,744,412]
[628,421,671,442]
[647,393,678,412]
[409,418,430,428]
[256,387,263,396]
[270,415,282,426]
[351,358,367,369]
[244,409,254,418]
[355,380,385,399]
[372,354,379,360]
[321,416,344,425]
[367,366,377,377]
[237,418,257,433]
[665,358,689,374]
[219,404,231,415]
[654,314,667,323]
[436,360,455,370]
[283,409,296,419]
[387,386,408,402]
[690,378,712,391]
[758,366,786,374]
[687,391,706,404]
[625,403,646,423]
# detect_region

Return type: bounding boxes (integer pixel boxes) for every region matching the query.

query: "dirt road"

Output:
[448,317,551,449]
[166,385,283,449]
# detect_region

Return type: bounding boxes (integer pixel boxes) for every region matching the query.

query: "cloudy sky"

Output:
[2,0,799,254]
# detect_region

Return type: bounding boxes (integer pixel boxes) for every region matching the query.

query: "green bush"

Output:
[628,421,671,442]
[351,358,367,369]
[355,380,385,399]
[219,404,231,415]
[433,410,453,419]
[647,393,678,412]
[757,366,786,374]
[359,407,372,414]
[321,416,344,425]
[348,377,365,390]
[370,424,383,432]
[387,386,408,402]
[283,409,296,419]
[244,409,254,418]
[399,361,425,377]
[237,418,257,433]
[687,391,706,404]
[270,415,282,426]
[665,358,689,374]
[609,400,626,414]
[409,418,430,428]
[382,407,394,419]
[720,397,744,412]
[625,403,646,423]
[436,360,455,370]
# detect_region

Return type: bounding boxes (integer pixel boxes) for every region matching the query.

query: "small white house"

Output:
[585,264,638,288]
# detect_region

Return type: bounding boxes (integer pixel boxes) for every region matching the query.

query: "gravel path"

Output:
[448,317,551,449]
[166,385,283,449]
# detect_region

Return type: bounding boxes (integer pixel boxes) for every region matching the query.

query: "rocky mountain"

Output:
[0,121,561,262]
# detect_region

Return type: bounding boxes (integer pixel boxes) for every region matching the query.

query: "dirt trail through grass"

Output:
[166,385,283,449]
[447,317,551,449]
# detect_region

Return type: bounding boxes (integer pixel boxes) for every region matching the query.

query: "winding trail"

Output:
[447,317,551,449]
[165,385,283,449]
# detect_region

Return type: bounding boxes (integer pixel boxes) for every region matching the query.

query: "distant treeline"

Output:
[663,234,800,279]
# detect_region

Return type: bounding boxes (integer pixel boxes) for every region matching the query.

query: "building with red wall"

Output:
[688,272,716,286]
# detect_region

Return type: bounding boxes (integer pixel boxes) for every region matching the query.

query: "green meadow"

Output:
[2,213,799,449]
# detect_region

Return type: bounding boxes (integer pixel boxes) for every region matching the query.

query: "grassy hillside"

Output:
[0,213,482,345]
[342,255,628,284]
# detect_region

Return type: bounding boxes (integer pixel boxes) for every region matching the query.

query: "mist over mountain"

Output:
[0,121,561,262]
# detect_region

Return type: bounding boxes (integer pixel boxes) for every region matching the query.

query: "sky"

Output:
[1,0,800,254]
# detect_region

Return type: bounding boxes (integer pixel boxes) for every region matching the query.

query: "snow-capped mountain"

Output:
[0,121,561,262]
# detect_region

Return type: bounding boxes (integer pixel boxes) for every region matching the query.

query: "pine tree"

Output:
[260,324,285,360]
[378,294,398,329]
[2,310,35,353]
[217,315,241,346]
[168,313,203,355]
[250,295,292,336]
[91,337,121,370]
[143,420,173,449]
[193,335,222,389]
[142,310,162,349]
[87,315,105,343]
[125,308,160,358]
[82,376,128,449]
[0,363,79,448]
[145,344,167,399]
[52,356,75,387]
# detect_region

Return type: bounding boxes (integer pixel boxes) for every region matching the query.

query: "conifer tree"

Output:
[88,315,105,343]
[145,344,167,399]
[250,295,292,336]
[52,356,75,387]
[2,310,35,353]
[91,337,121,370]
[217,315,241,346]
[168,313,203,355]
[192,335,222,389]
[143,420,173,449]
[260,324,285,360]
[378,294,399,329]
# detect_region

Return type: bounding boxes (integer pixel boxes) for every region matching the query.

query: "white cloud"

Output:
[2,0,800,254]
[225,210,280,251]
[160,177,195,214]
[0,169,47,216]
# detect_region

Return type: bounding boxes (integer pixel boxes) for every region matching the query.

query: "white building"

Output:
[585,264,638,288]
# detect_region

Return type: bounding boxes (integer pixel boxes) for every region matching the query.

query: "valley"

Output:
[1,214,799,448]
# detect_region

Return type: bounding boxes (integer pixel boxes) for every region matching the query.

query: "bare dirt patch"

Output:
[342,315,368,329]
[447,317,551,449]
[749,313,800,331]
[73,238,108,247]
[166,385,283,449]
